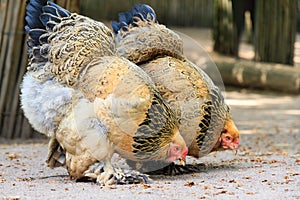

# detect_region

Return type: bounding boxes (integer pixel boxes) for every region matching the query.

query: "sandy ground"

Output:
[1,28,300,199]
[1,89,299,200]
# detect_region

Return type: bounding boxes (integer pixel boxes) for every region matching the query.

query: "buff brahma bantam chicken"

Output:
[20,0,188,185]
[111,4,239,174]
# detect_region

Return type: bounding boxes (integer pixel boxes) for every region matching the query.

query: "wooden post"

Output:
[213,0,238,56]
[254,0,297,65]
[212,54,300,93]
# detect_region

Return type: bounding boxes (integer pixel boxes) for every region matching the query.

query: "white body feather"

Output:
[20,74,73,137]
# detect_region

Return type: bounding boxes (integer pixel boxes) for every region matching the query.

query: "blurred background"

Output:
[0,0,299,139]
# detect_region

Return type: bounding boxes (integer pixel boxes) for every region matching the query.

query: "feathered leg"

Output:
[83,160,150,185]
[46,137,66,168]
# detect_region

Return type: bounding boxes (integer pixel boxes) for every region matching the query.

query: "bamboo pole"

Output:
[0,0,25,138]
[0,0,80,139]
[6,0,27,139]
[254,0,297,65]
[0,0,16,137]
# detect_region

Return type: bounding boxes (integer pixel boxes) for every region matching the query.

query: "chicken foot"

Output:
[83,162,149,186]
[46,137,66,168]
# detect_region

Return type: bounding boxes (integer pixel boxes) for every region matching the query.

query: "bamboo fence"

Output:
[80,0,213,27]
[0,0,79,139]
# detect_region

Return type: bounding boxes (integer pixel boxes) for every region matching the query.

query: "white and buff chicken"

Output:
[20,0,188,185]
[111,4,239,174]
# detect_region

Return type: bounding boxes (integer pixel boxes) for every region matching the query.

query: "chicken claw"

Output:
[114,168,150,184]
[83,162,149,186]
[83,162,115,186]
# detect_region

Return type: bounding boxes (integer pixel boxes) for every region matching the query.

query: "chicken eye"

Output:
[175,147,180,152]
[225,136,232,141]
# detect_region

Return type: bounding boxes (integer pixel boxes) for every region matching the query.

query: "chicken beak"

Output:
[232,148,238,155]
[179,158,186,166]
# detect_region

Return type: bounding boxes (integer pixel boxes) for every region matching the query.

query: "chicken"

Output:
[111,4,239,173]
[20,0,188,185]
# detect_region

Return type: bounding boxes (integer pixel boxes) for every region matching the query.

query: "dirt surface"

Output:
[1,28,300,199]
[1,88,299,200]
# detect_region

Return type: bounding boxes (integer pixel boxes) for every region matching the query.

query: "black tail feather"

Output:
[25,0,71,52]
[40,13,61,27]
[111,4,157,34]
[25,0,48,32]
[25,0,71,67]
[42,5,59,17]
[25,0,71,33]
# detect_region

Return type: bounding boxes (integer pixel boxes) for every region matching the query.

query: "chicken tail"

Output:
[111,4,157,34]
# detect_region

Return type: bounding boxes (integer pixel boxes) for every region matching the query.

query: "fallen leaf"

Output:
[215,190,227,195]
[251,157,263,163]
[252,165,262,168]
[0,178,6,183]
[236,182,243,187]
[269,159,278,163]
[203,185,212,190]
[246,191,255,195]
[2,196,20,200]
[142,184,151,189]
[287,171,300,176]
[23,178,31,182]
[242,176,251,179]
[184,182,195,187]
[7,153,21,160]
[284,179,294,184]
[48,180,57,184]
[214,186,225,189]
[270,163,281,168]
